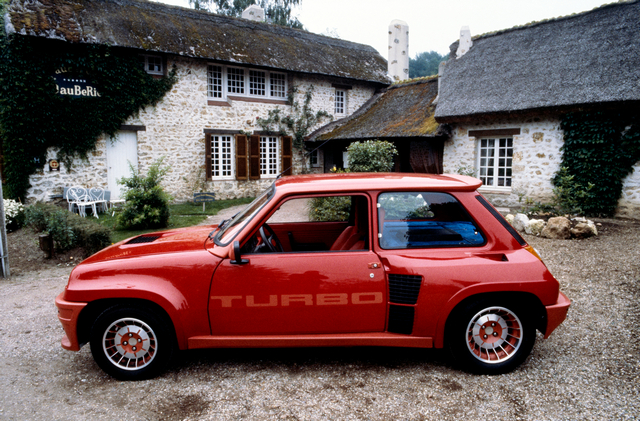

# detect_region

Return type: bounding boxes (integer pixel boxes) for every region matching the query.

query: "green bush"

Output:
[24,202,111,254]
[308,196,351,222]
[116,158,172,230]
[346,140,398,172]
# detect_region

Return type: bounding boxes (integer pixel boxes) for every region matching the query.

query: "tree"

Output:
[409,51,447,79]
[189,0,304,29]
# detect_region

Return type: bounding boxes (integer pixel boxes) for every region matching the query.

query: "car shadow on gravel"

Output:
[170,346,452,374]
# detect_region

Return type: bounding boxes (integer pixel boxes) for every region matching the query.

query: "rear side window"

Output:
[377,192,485,249]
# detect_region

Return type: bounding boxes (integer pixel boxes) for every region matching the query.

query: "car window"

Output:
[215,184,274,245]
[377,192,485,249]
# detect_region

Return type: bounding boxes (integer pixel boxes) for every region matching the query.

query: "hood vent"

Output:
[126,235,161,244]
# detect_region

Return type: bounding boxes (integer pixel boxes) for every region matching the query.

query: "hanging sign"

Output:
[53,69,101,98]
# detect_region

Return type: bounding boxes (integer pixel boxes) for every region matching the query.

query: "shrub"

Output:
[24,202,111,255]
[308,196,351,222]
[346,140,398,172]
[3,198,25,232]
[116,158,172,230]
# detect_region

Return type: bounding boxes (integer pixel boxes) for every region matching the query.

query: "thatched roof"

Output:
[4,0,390,85]
[309,77,445,141]
[435,0,640,121]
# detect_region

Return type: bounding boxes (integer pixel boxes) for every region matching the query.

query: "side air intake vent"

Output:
[388,274,422,304]
[126,235,161,244]
[388,305,415,335]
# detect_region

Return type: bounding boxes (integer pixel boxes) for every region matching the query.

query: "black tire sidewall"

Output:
[90,306,174,380]
[446,298,536,375]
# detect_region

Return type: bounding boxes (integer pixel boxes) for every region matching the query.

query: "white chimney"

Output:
[388,19,409,82]
[242,5,265,22]
[456,26,472,58]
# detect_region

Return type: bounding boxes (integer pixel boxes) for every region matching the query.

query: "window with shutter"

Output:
[236,135,248,180]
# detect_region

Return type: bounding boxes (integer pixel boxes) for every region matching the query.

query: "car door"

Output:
[208,195,387,336]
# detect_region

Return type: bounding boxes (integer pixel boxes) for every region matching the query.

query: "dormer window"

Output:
[140,55,163,75]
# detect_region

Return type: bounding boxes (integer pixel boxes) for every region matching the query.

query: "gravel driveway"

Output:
[0,218,638,420]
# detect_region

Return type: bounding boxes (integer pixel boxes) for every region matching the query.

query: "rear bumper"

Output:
[55,293,87,351]
[543,291,570,339]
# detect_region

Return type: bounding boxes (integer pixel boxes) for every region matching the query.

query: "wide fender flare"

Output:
[433,281,549,348]
[71,273,209,350]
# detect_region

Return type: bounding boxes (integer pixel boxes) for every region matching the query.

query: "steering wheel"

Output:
[258,224,284,252]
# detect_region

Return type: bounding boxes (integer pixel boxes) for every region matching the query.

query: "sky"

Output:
[155,0,612,56]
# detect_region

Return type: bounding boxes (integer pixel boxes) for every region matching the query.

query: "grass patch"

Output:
[98,197,254,244]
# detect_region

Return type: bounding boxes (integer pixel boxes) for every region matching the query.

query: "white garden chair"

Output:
[89,188,109,213]
[66,186,100,218]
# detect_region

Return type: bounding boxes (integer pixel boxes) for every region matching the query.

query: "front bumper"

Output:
[543,291,571,339]
[55,293,88,351]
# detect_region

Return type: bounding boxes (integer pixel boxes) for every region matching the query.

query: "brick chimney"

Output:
[388,20,409,82]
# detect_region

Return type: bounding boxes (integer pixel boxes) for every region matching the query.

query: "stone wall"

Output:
[443,117,564,208]
[444,116,640,218]
[27,56,377,202]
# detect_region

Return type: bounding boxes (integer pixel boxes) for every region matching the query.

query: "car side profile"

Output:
[55,173,570,380]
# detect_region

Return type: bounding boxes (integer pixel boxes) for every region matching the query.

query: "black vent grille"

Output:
[127,235,161,244]
[388,274,423,304]
[388,305,415,335]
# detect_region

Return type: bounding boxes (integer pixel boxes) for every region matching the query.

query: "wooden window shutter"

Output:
[205,134,212,181]
[281,136,293,176]
[235,134,248,180]
[249,134,261,180]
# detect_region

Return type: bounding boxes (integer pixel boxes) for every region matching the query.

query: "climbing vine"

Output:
[554,110,640,216]
[257,85,332,150]
[0,25,177,200]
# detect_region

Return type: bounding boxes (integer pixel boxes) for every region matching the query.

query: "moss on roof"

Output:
[312,78,444,141]
[436,0,640,120]
[6,0,390,84]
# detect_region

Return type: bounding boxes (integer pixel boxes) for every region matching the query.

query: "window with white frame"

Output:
[335,89,346,115]
[207,65,287,101]
[309,149,321,167]
[227,67,245,94]
[270,73,286,98]
[260,136,280,177]
[140,55,163,75]
[210,135,235,179]
[478,138,513,188]
[208,65,223,98]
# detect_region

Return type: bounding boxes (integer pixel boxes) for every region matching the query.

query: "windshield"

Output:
[214,183,275,246]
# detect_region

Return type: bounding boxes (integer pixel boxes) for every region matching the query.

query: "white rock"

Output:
[513,213,530,232]
[526,219,546,235]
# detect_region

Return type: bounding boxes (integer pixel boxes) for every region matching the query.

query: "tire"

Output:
[446,298,536,374]
[90,306,175,380]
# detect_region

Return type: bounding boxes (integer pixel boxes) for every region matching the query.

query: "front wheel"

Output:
[90,306,175,380]
[446,299,536,374]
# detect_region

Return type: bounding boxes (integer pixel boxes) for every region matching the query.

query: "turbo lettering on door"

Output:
[210,292,383,308]
[246,295,278,307]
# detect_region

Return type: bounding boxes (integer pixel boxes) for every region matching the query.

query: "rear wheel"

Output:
[446,299,535,374]
[90,306,174,380]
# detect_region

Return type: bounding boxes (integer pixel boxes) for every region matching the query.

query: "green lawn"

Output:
[98,198,254,243]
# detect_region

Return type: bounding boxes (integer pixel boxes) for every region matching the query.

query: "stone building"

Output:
[3,0,390,201]
[435,0,640,218]
[310,0,640,218]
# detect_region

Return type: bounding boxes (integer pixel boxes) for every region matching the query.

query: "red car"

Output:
[55,173,570,380]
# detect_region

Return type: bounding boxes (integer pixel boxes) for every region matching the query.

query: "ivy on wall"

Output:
[257,85,332,150]
[555,110,640,216]
[0,28,177,200]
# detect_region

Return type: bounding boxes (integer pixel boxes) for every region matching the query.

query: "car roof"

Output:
[275,173,483,195]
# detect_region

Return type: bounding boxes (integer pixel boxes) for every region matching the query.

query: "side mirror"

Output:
[230,241,248,265]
